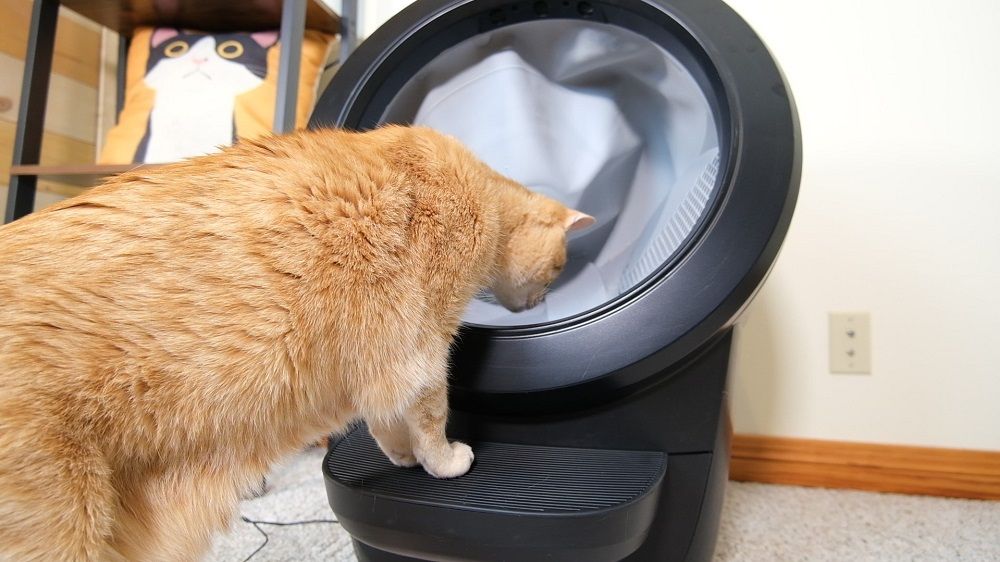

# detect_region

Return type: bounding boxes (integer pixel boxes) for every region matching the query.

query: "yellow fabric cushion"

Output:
[100,27,333,164]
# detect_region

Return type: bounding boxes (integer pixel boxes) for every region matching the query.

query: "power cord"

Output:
[239,515,341,562]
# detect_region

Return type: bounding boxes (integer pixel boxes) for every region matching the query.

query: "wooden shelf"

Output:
[61,0,341,36]
[6,0,356,223]
[10,163,162,187]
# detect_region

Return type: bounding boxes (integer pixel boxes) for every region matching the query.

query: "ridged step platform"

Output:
[324,426,667,562]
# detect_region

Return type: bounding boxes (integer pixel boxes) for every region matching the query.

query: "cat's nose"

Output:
[192,57,208,65]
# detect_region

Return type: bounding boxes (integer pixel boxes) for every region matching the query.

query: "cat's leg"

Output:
[0,426,117,562]
[403,380,475,479]
[111,466,244,562]
[361,345,473,478]
[369,417,418,468]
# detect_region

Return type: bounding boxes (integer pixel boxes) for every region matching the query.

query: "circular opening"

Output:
[381,19,722,327]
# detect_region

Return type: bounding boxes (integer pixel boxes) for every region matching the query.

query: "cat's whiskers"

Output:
[475,288,499,305]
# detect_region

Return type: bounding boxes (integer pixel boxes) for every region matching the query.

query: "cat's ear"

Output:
[564,210,596,232]
[251,31,279,48]
[151,28,179,48]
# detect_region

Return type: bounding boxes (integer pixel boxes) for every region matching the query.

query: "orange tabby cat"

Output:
[0,125,593,561]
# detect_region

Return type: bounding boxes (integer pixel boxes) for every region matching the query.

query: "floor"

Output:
[207,447,1000,562]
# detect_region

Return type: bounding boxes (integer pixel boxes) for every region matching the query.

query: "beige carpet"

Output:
[207,447,1000,561]
[715,481,999,561]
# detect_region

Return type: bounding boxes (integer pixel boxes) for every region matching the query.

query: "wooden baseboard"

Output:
[729,434,1000,500]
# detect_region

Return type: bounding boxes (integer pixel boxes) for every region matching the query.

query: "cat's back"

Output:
[0,161,292,398]
[0,128,419,287]
[0,129,425,375]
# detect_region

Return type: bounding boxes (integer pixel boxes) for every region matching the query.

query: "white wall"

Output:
[357,0,417,39]
[352,1,1000,451]
[723,0,1000,450]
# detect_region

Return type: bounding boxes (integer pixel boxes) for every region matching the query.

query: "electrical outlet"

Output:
[829,312,871,374]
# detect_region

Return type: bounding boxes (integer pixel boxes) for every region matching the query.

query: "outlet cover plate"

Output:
[829,312,871,374]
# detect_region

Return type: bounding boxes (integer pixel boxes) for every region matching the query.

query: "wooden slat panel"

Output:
[0,52,98,143]
[27,179,86,199]
[730,434,1000,500]
[96,27,119,155]
[0,0,102,88]
[1,120,93,198]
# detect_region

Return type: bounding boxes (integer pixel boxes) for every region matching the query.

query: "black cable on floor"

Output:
[240,515,341,562]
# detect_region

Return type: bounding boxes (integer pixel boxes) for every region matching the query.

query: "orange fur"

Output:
[0,126,588,561]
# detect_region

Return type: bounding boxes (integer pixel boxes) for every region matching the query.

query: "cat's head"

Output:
[491,190,595,312]
[144,28,278,90]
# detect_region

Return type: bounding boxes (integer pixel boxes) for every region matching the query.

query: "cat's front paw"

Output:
[421,441,474,479]
[384,449,419,468]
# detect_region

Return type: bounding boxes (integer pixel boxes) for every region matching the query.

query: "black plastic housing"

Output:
[312,0,799,560]
[311,0,800,416]
[325,331,734,562]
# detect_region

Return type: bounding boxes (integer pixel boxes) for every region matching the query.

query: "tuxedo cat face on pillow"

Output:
[98,26,335,165]
[134,28,280,163]
[145,28,277,89]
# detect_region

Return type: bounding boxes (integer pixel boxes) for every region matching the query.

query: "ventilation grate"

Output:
[620,152,721,291]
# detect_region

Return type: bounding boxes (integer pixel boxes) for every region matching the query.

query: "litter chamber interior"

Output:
[381,18,725,327]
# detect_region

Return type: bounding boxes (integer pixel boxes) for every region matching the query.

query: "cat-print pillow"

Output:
[100,26,335,165]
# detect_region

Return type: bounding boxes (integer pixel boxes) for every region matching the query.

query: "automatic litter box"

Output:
[310,0,800,560]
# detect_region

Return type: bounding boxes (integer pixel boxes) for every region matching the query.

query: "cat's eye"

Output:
[164,40,189,58]
[216,40,244,59]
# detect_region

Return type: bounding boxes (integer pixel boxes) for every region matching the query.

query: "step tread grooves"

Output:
[326,430,666,515]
